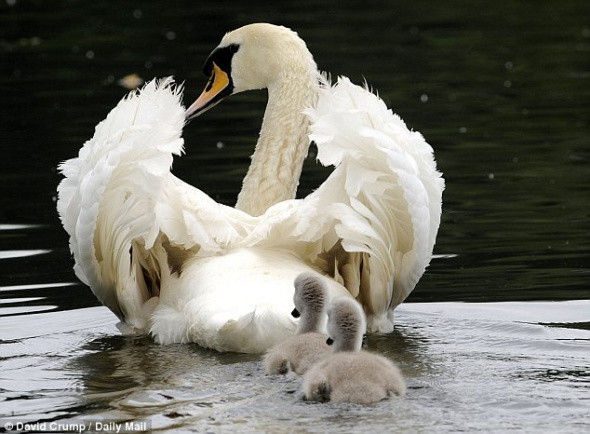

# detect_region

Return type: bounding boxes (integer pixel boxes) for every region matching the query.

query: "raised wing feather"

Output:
[57,78,255,332]
[301,76,444,331]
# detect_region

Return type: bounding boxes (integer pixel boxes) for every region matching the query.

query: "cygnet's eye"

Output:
[326,337,334,345]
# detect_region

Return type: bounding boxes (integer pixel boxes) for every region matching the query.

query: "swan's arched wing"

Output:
[297,77,444,331]
[57,78,254,332]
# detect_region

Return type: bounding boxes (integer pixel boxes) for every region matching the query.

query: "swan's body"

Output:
[303,298,406,404]
[57,23,444,352]
[264,273,332,374]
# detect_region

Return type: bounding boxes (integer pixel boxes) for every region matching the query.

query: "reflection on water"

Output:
[1,0,589,431]
[0,249,50,259]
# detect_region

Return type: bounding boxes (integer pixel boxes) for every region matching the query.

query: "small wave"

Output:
[0,297,45,304]
[0,282,78,292]
[432,253,458,259]
[0,224,44,231]
[0,305,57,316]
[0,249,51,259]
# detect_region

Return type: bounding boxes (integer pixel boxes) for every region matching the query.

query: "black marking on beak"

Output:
[185,43,240,121]
[203,44,239,77]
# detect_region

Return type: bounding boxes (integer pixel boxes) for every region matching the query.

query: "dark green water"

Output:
[1,1,589,432]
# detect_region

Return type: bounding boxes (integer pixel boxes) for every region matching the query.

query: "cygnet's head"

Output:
[292,273,327,317]
[291,273,328,334]
[326,298,366,352]
[185,23,317,119]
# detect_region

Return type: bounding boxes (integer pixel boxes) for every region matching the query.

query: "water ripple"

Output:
[0,282,77,292]
[0,250,51,259]
[1,302,588,431]
[0,224,44,231]
[0,305,57,316]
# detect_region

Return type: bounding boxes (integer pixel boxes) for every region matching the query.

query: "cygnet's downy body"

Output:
[264,273,332,375]
[303,298,406,404]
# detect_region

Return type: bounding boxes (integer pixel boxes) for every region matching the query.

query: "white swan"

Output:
[303,298,406,404]
[264,273,332,375]
[57,23,444,353]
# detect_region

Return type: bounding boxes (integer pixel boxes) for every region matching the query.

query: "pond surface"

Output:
[2,301,589,432]
[1,0,589,432]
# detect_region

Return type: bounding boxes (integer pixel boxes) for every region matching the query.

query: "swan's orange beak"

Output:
[185,62,232,120]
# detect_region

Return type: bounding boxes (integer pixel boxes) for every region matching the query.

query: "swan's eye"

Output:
[229,44,240,54]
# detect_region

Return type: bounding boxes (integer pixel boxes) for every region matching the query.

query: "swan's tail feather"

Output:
[216,306,297,353]
[305,76,444,331]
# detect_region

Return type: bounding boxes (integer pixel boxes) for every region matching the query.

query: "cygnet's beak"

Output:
[291,308,300,318]
[185,62,232,120]
[326,337,334,346]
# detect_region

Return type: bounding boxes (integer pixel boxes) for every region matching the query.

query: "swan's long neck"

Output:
[235,68,319,216]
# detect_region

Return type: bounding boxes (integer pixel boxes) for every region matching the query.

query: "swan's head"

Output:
[186,23,316,119]
[326,298,366,352]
